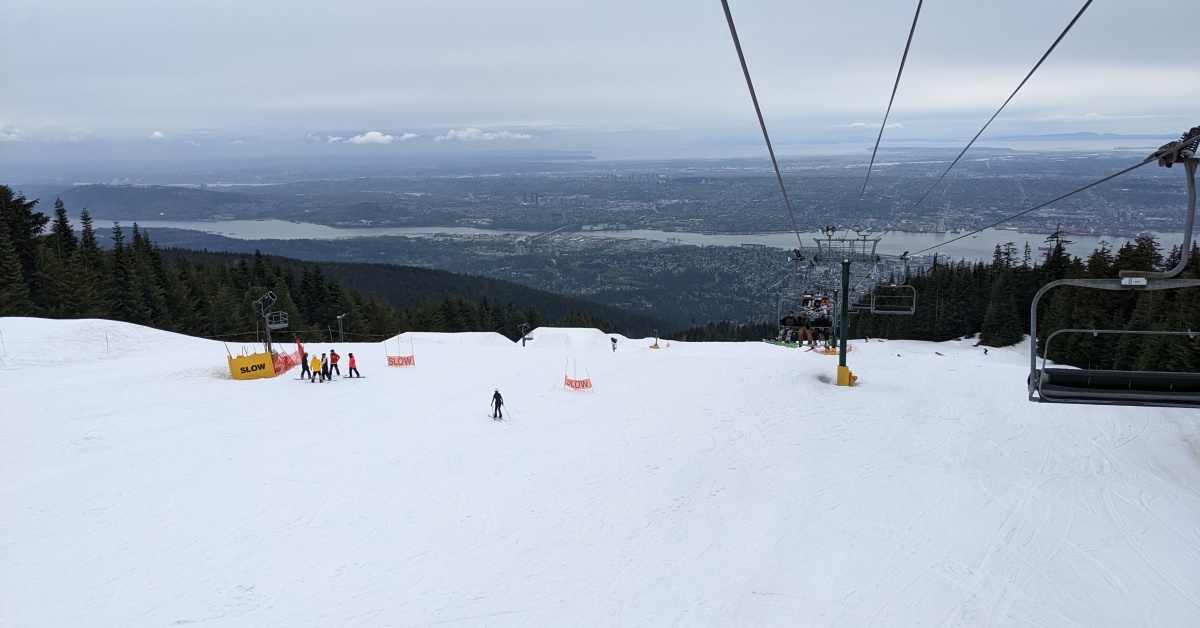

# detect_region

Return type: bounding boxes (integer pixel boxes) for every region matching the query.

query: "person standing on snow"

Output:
[491,389,504,419]
[300,352,311,380]
[611,337,617,352]
[308,353,322,383]
[320,353,330,383]
[347,353,361,378]
[329,349,342,377]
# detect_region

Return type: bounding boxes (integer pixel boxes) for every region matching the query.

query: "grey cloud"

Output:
[0,0,1195,164]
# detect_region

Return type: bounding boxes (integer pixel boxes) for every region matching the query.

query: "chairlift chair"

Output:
[1028,146,1200,409]
[870,284,917,315]
[1031,329,1200,407]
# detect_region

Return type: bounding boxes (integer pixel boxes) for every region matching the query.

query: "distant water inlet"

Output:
[100,218,1185,261]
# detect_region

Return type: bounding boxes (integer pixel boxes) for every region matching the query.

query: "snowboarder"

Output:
[611,337,617,352]
[308,354,321,383]
[330,349,342,376]
[778,311,797,342]
[300,352,311,380]
[347,353,360,378]
[983,348,989,356]
[491,389,504,420]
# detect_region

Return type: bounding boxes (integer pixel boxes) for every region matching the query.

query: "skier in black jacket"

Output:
[491,389,505,419]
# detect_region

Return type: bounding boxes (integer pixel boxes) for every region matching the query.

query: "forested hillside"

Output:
[0,186,675,343]
[59,184,264,221]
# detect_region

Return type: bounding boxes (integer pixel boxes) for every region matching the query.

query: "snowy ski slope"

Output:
[1,317,1198,627]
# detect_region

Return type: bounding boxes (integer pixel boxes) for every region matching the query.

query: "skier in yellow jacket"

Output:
[309,354,322,383]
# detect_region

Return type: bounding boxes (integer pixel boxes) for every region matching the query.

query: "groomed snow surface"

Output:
[2,317,1198,627]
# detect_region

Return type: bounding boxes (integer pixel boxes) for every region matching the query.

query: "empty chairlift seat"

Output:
[870,285,916,315]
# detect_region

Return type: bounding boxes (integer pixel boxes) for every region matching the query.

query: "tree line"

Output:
[0,186,649,344]
[850,238,1200,372]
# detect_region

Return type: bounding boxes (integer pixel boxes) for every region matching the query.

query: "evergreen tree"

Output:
[49,198,79,258]
[108,223,151,324]
[31,243,76,316]
[980,269,1023,347]
[72,209,109,318]
[0,223,34,315]
[0,185,47,283]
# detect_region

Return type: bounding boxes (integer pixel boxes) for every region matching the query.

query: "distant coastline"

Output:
[94,217,1185,261]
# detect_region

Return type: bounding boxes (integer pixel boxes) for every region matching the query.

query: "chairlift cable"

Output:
[860,0,923,198]
[909,129,1198,257]
[909,155,1154,257]
[721,0,807,254]
[910,0,1095,210]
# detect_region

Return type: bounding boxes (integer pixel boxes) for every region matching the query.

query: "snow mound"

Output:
[525,327,622,351]
[390,331,514,347]
[0,316,213,366]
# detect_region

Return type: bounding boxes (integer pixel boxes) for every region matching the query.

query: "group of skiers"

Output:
[778,310,834,346]
[295,347,506,421]
[301,349,361,382]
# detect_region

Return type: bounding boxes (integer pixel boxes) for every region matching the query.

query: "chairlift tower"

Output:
[813,225,881,265]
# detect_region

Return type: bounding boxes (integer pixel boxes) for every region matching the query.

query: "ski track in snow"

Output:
[1,318,1198,627]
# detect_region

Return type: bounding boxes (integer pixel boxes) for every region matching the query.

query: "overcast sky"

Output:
[1,0,1196,174]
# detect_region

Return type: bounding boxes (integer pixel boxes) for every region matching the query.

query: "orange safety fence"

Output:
[387,355,416,367]
[271,339,304,375]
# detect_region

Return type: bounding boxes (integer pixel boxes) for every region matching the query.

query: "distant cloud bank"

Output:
[0,123,20,142]
[310,131,420,145]
[847,122,903,130]
[149,131,167,139]
[434,128,532,143]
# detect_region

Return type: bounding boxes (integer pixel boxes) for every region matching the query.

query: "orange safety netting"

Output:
[273,340,304,375]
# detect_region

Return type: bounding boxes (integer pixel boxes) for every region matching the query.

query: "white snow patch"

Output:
[1,317,1198,626]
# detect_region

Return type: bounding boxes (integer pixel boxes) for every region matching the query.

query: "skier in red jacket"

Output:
[347,353,361,378]
[329,349,342,377]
